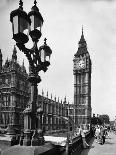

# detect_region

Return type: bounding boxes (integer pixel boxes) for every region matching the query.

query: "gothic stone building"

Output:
[0,47,71,131]
[0,46,30,129]
[37,94,70,131]
[73,29,92,129]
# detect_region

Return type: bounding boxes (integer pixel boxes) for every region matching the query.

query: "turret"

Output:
[0,49,3,72]
[51,93,52,100]
[46,91,48,98]
[64,96,67,104]
[21,59,26,73]
[75,27,88,57]
[12,45,17,62]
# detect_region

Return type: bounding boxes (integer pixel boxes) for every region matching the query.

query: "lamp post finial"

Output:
[44,38,47,45]
[19,0,23,9]
[34,0,37,6]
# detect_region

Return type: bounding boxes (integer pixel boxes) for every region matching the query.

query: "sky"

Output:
[0,0,116,121]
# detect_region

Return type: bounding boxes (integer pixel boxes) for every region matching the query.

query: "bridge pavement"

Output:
[79,132,116,155]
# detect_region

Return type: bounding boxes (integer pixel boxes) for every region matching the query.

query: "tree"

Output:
[91,114,110,126]
[91,116,102,125]
[99,114,110,124]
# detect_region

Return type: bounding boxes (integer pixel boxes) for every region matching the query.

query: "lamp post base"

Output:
[31,129,45,146]
[6,124,16,135]
[38,129,45,145]
[23,129,32,146]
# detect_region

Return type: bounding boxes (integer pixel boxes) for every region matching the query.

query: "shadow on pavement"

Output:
[105,137,111,139]
[0,134,5,137]
[105,141,114,145]
[79,137,95,155]
[89,146,94,148]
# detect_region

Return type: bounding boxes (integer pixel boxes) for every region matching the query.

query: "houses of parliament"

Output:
[0,30,92,131]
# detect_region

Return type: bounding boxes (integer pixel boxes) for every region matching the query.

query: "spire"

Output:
[58,97,59,102]
[0,49,2,56]
[46,91,48,98]
[5,57,9,68]
[75,27,88,57]
[54,96,56,102]
[12,45,17,62]
[82,25,84,36]
[51,93,52,100]
[64,96,67,104]
[21,59,26,72]
[79,26,86,45]
[0,49,2,61]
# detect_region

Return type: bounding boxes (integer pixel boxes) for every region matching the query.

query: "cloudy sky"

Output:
[0,0,116,120]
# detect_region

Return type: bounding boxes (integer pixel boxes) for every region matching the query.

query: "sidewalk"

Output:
[80,132,116,155]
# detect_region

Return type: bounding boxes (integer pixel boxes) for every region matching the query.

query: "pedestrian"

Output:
[95,125,100,143]
[100,126,106,144]
[78,125,90,149]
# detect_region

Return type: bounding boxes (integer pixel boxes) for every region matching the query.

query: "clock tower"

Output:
[73,28,92,129]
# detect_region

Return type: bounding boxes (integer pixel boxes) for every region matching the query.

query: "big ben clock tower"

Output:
[73,28,92,129]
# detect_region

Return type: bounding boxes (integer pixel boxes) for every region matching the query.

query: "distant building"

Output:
[37,94,71,131]
[73,28,92,129]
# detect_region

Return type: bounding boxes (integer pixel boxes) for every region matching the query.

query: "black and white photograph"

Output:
[0,0,116,154]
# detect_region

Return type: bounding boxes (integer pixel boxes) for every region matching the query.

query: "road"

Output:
[79,132,116,155]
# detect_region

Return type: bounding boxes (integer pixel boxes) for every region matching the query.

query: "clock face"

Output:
[77,59,86,69]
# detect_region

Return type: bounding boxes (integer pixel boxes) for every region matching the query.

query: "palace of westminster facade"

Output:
[0,30,92,131]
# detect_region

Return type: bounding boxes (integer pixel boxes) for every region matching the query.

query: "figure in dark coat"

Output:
[100,126,106,144]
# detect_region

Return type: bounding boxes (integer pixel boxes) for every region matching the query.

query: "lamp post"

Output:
[66,120,69,155]
[65,103,70,155]
[10,0,52,146]
[57,116,70,155]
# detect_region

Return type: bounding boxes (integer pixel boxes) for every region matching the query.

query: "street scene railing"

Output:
[0,129,94,155]
[43,129,94,155]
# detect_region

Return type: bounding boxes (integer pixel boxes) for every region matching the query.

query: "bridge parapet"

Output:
[60,130,94,155]
[1,129,94,155]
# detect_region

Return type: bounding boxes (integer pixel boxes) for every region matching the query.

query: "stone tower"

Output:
[73,28,92,129]
[0,46,30,130]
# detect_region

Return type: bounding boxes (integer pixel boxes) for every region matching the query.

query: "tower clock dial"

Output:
[75,59,86,70]
[78,59,86,69]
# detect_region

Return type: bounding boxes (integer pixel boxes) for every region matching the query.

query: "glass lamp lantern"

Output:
[28,3,44,41]
[40,49,45,63]
[39,38,52,63]
[44,45,52,62]
[10,2,31,44]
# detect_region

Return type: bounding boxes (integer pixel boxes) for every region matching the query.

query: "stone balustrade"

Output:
[0,129,94,155]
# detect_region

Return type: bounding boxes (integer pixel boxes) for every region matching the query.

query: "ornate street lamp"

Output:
[36,106,44,145]
[10,0,52,146]
[10,0,30,44]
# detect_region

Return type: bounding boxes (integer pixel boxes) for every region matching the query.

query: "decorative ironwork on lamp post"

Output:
[10,0,52,146]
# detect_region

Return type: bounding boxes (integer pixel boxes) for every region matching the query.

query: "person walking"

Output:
[95,125,100,143]
[100,126,106,144]
[78,125,90,149]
